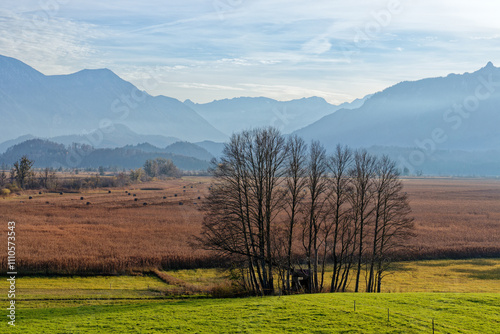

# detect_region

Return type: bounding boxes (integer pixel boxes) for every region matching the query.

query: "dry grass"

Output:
[0,177,217,274]
[400,177,500,259]
[0,177,499,274]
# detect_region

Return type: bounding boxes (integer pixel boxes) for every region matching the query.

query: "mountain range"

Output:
[184,95,368,136]
[295,62,500,152]
[0,54,365,145]
[1,54,499,175]
[0,55,226,143]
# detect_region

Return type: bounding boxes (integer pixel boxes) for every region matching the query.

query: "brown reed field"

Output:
[0,177,499,274]
[401,177,500,259]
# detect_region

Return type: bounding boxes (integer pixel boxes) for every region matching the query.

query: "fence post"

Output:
[432,318,435,334]
[354,300,356,312]
[387,308,390,323]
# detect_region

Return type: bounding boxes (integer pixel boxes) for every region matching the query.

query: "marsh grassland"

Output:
[1,177,499,274]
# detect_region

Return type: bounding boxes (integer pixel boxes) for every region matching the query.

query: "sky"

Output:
[1,0,500,104]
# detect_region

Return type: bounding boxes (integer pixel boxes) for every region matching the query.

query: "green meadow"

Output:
[2,259,500,333]
[6,293,500,333]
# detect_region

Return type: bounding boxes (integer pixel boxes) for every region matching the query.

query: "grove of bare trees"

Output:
[201,127,414,295]
[144,158,181,178]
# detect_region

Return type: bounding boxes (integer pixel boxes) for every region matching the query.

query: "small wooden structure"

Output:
[291,269,311,292]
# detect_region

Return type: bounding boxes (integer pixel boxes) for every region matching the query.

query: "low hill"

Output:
[0,139,210,171]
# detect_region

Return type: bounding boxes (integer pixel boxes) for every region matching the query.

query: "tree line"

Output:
[0,156,181,194]
[200,127,414,295]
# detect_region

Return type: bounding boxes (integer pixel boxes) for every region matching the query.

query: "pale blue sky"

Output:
[1,0,499,104]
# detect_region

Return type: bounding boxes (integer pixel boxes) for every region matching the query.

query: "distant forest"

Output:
[1,138,499,176]
[0,139,210,171]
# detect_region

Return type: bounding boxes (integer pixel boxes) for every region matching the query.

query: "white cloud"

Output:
[0,7,107,73]
[1,0,500,103]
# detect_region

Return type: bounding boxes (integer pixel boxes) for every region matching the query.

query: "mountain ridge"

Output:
[294,62,500,153]
[185,94,371,135]
[0,55,227,143]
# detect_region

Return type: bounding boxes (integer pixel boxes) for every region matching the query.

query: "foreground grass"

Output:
[6,293,500,333]
[2,259,499,332]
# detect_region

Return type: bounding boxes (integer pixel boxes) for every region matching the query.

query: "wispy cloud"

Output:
[1,1,499,103]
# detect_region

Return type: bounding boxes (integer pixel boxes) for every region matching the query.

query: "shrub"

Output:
[6,184,20,193]
[0,188,11,197]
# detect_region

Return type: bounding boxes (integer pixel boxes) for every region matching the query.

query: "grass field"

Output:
[1,177,500,274]
[382,258,500,293]
[2,259,499,333]
[165,258,500,293]
[4,293,499,333]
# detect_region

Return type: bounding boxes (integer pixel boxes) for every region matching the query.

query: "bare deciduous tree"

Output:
[282,135,308,292]
[201,127,288,295]
[302,141,329,293]
[327,145,354,292]
[349,150,377,292]
[200,128,414,295]
[366,156,414,292]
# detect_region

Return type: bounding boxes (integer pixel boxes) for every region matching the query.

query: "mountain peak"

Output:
[293,96,327,103]
[73,68,117,78]
[479,61,496,72]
